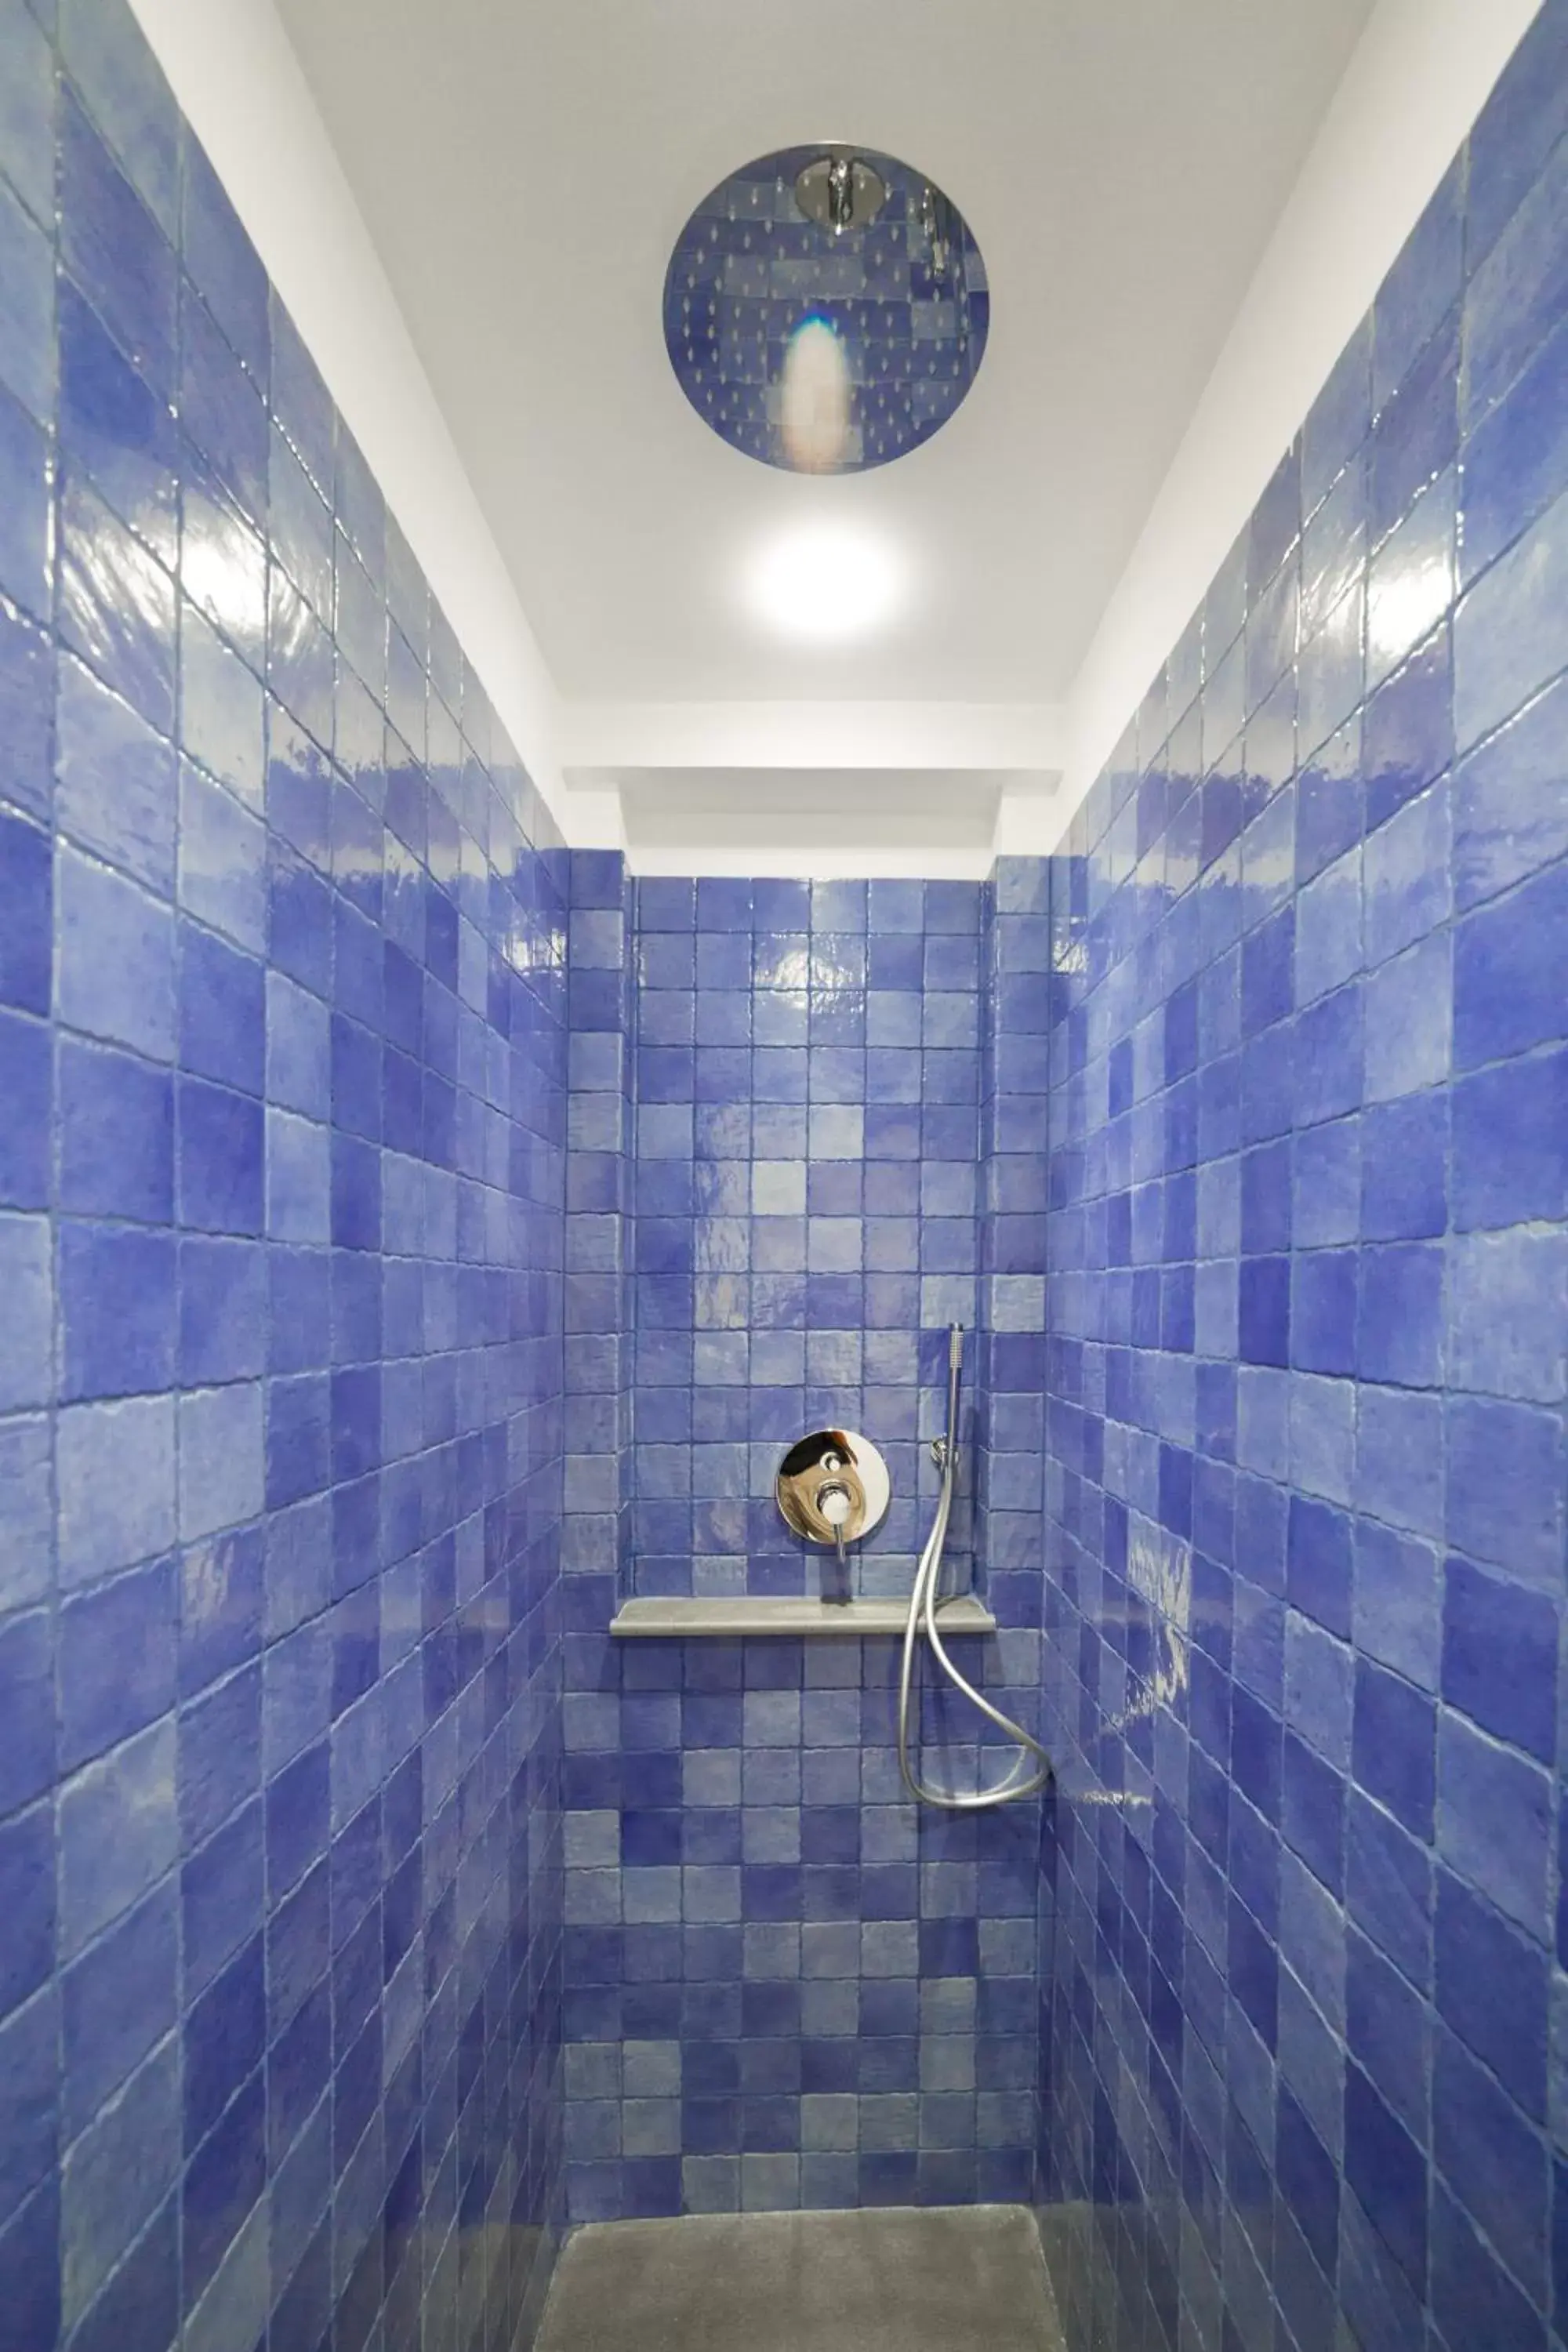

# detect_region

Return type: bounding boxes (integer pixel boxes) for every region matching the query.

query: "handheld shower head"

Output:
[898,1319,1051,1811]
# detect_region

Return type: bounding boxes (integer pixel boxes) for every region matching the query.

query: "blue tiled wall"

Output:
[626,874,985,1603]
[556,865,1047,2220]
[562,850,634,1604]
[975,860,1054,1710]
[0,3,567,2344]
[1035,8,1568,2345]
[555,1618,1044,2225]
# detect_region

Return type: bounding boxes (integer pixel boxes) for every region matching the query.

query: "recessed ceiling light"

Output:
[746,522,908,642]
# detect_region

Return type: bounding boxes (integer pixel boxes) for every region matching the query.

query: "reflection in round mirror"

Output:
[775,1429,891,1547]
[664,146,989,474]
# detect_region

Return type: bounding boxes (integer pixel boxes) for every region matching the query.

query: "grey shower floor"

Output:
[536,2204,1066,2352]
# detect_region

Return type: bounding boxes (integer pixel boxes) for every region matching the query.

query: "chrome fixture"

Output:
[663,143,989,474]
[776,1428,891,1603]
[794,150,887,235]
[920,183,950,281]
[897,1327,1052,1810]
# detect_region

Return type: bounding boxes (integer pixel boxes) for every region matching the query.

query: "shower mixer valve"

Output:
[775,1428,891,1602]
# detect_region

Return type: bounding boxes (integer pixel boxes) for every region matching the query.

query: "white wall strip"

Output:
[126,0,566,824]
[1057,0,1542,840]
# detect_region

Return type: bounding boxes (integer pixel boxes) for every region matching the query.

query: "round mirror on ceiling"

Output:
[663,144,989,475]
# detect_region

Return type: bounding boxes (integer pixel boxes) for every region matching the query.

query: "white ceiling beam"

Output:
[559,701,1064,780]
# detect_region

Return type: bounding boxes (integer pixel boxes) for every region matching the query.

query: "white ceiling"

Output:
[274,0,1375,691]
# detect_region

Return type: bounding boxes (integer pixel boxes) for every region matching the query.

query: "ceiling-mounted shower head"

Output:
[794,150,887,235]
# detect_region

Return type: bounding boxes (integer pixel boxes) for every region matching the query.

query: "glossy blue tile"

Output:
[57,1036,172,1222]
[1294,718,1363,884]
[1463,304,1568,586]
[0,1988,56,2235]
[56,844,176,1060]
[270,292,333,496]
[0,1009,50,1208]
[1377,162,1463,408]
[180,137,268,385]
[1367,471,1456,692]
[1345,2060,1428,2292]
[1454,487,1568,756]
[269,423,332,629]
[59,1220,176,1399]
[180,285,267,530]
[182,2067,264,2303]
[57,87,176,399]
[1451,1050,1567,1232]
[56,274,178,570]
[1436,2032,1549,2307]
[1357,1243,1443,1388]
[1291,1250,1356,1377]
[178,759,266,955]
[0,806,49,1014]
[0,171,53,428]
[1443,1556,1557,1763]
[1465,116,1568,428]
[179,923,265,1094]
[1361,1094,1446,1240]
[1362,932,1450,1105]
[0,1798,53,2023]
[55,1395,177,1597]
[179,1523,263,1700]
[0,379,48,622]
[58,1714,181,1970]
[1437,1711,1551,1941]
[1453,858,1568,1071]
[0,1608,53,1817]
[177,1076,265,1234]
[0,1210,49,1414]
[1466,0,1568,270]
[60,1880,176,2143]
[0,0,55,230]
[183,463,267,681]
[57,470,176,732]
[1446,1396,1564,1588]
[1301,316,1371,517]
[58,0,180,232]
[1239,1255,1290,1367]
[1364,778,1450,960]
[1352,1659,1436,1839]
[59,1556,176,1770]
[0,2174,60,2350]
[1454,676,1568,927]
[1450,1225,1566,1405]
[56,650,177,895]
[183,570,260,791]
[1354,1521,1439,1693]
[0,598,52,825]
[1292,983,1362,1128]
[267,569,335,758]
[183,1933,264,2147]
[1434,1868,1547,2118]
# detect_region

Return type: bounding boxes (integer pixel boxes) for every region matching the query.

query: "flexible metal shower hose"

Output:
[896,1326,1052,1812]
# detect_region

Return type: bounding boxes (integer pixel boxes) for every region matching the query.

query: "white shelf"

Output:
[609,1594,997,1639]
